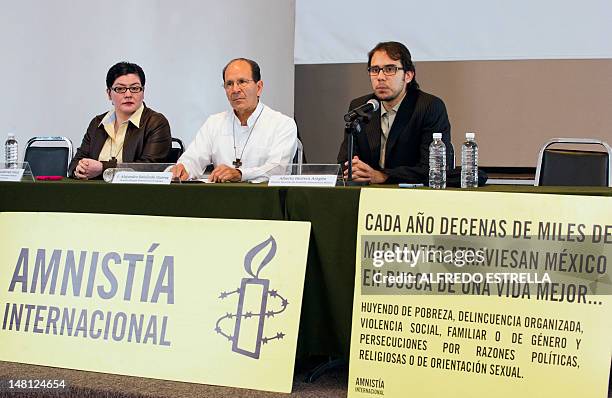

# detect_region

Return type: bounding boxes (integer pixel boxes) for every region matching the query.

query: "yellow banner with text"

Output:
[0,212,310,393]
[349,189,612,398]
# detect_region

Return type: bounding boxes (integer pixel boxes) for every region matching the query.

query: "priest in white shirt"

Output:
[172,58,297,183]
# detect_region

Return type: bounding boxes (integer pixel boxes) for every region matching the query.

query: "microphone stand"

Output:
[344,112,370,186]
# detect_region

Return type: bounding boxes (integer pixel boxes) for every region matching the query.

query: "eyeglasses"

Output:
[367,65,404,76]
[110,86,144,94]
[223,79,254,90]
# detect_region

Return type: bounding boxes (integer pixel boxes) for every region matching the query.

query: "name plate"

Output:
[0,168,25,182]
[112,171,172,184]
[268,174,337,187]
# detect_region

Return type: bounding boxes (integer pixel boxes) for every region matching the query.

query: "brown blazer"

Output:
[69,105,171,178]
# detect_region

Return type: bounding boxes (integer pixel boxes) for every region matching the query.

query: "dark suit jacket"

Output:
[69,105,171,178]
[337,86,452,184]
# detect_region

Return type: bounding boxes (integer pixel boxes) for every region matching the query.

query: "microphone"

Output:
[344,99,380,122]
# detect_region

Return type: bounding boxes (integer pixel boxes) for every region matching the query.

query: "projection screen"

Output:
[294,0,612,167]
[0,0,295,161]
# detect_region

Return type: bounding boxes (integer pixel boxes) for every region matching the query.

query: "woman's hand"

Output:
[74,158,103,179]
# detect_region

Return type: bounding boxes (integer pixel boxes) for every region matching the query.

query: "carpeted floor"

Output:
[0,360,348,398]
[2,360,610,398]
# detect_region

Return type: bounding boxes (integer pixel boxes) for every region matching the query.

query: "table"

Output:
[1,181,611,359]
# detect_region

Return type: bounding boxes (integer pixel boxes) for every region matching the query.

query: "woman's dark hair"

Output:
[106,62,145,89]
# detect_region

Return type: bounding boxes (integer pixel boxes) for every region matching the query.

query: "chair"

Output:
[535,138,612,187]
[166,137,185,163]
[290,138,305,175]
[293,138,304,166]
[24,136,73,177]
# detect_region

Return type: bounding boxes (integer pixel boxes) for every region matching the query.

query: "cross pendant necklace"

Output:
[232,106,264,169]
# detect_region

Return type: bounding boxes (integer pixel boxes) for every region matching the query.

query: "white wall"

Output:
[1,0,295,159]
[295,0,612,63]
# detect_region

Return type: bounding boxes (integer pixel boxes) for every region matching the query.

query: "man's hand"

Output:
[343,156,388,184]
[209,164,242,183]
[74,158,103,179]
[171,163,190,181]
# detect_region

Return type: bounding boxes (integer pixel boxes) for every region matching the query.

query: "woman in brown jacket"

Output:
[70,62,171,179]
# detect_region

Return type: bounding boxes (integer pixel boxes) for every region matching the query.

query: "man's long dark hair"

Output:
[368,41,419,90]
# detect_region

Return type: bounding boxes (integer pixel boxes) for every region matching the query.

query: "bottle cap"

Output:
[7,132,15,138]
[433,133,442,139]
[465,132,475,139]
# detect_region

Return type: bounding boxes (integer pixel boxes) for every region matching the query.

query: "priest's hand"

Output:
[171,163,190,181]
[209,164,242,183]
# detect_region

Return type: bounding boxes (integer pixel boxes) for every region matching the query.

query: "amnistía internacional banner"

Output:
[348,189,612,398]
[0,212,311,393]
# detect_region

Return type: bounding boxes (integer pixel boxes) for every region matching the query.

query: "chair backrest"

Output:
[166,137,185,163]
[24,136,73,177]
[535,138,612,187]
[293,138,304,166]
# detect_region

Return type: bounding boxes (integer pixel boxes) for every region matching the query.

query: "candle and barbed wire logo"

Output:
[215,236,289,359]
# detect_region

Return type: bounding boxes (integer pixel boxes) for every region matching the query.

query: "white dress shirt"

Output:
[179,102,298,182]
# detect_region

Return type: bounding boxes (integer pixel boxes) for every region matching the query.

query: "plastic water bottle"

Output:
[461,132,479,188]
[428,133,446,189]
[4,133,18,168]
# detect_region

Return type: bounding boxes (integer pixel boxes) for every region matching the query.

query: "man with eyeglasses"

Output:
[69,62,172,179]
[172,58,297,183]
[337,41,451,184]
